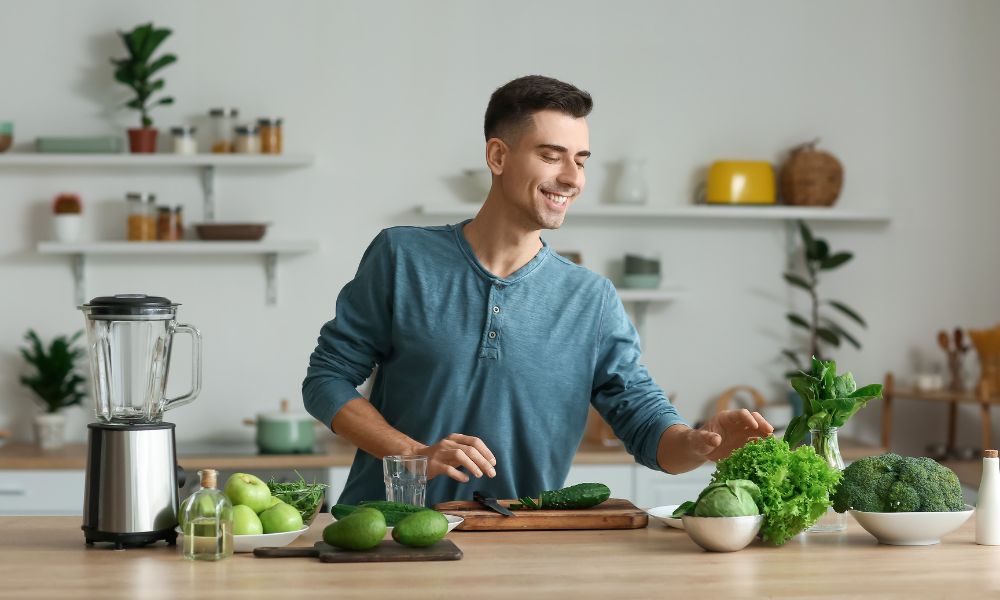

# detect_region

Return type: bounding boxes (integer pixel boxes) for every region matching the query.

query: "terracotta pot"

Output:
[127,128,158,153]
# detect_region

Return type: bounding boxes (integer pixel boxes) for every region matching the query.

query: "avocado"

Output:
[391,510,449,547]
[323,507,386,550]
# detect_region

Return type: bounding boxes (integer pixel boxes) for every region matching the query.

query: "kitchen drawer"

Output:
[0,470,85,515]
[633,463,713,509]
[564,464,635,502]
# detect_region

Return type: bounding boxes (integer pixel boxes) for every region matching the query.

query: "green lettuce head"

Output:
[672,479,762,518]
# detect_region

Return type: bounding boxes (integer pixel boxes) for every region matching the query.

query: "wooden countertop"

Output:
[0,439,636,470]
[2,513,998,598]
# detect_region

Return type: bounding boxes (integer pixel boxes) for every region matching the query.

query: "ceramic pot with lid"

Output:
[243,399,317,454]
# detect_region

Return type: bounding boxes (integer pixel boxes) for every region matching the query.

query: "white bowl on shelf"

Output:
[848,505,974,545]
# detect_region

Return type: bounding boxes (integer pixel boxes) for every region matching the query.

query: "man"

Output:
[303,75,773,506]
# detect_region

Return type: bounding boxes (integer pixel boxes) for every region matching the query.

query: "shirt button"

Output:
[488,331,497,339]
[492,306,500,314]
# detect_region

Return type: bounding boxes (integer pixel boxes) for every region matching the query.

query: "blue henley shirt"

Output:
[303,221,686,506]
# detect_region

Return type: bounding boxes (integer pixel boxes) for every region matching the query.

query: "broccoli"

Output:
[832,453,965,513]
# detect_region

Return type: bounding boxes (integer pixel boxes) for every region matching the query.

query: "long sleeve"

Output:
[302,230,395,430]
[590,279,687,471]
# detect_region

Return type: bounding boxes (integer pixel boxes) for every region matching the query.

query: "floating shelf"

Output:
[1,153,314,221]
[419,203,890,223]
[615,286,683,333]
[37,240,319,306]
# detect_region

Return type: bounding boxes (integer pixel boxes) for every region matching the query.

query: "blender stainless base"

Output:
[82,422,186,549]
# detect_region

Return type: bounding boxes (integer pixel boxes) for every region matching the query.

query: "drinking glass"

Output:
[383,455,427,507]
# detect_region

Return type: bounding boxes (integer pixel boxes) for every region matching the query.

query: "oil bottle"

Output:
[181,469,234,560]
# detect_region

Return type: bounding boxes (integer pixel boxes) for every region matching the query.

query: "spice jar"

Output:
[126,192,157,241]
[257,117,283,154]
[173,205,184,240]
[233,125,259,154]
[170,126,197,155]
[209,108,239,153]
[157,207,180,241]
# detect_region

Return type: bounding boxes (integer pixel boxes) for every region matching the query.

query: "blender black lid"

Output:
[81,294,179,318]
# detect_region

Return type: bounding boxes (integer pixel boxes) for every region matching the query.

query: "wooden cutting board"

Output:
[432,498,648,531]
[253,539,462,563]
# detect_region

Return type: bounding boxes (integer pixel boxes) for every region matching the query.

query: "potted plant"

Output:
[19,330,87,450]
[782,220,869,376]
[52,193,82,242]
[110,22,177,153]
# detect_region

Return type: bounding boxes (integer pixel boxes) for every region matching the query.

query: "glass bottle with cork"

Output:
[181,469,233,561]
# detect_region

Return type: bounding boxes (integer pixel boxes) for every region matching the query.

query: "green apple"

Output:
[232,504,264,535]
[259,501,304,534]
[260,496,284,513]
[223,473,272,513]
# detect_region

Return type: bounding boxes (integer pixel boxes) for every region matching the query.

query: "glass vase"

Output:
[807,427,847,532]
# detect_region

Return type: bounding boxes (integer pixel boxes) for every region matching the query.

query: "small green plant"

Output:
[783,357,883,448]
[19,330,87,413]
[782,220,868,376]
[111,22,177,128]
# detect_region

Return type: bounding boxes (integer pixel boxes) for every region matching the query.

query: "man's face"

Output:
[496,109,590,230]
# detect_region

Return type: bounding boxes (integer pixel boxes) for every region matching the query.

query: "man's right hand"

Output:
[413,434,497,482]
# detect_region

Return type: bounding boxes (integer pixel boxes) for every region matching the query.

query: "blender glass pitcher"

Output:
[80,294,202,424]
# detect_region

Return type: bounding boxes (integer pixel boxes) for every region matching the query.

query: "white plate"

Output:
[332,513,464,534]
[647,505,684,529]
[176,525,310,553]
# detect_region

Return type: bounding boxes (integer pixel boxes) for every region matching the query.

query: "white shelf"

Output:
[1,153,315,221]
[37,240,318,255]
[419,203,890,223]
[616,287,683,303]
[37,240,320,306]
[0,153,313,167]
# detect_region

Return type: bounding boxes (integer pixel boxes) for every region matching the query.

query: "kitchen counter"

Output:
[0,438,635,470]
[1,514,997,599]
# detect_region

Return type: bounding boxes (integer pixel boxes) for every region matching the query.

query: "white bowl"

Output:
[848,505,974,545]
[681,514,764,552]
[647,505,684,529]
[176,525,309,553]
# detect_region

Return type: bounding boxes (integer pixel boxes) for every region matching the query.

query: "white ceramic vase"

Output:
[53,214,82,242]
[614,159,648,204]
[34,412,66,450]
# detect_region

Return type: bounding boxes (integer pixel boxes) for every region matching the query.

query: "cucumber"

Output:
[517,482,611,510]
[331,501,427,526]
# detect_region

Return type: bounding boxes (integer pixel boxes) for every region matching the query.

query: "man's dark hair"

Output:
[484,75,593,142]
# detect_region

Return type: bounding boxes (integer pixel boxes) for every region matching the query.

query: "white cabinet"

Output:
[564,464,635,502]
[0,470,85,516]
[327,466,351,505]
[633,463,714,509]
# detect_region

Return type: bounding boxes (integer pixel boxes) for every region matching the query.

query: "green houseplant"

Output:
[782,220,868,376]
[19,330,88,449]
[110,22,177,153]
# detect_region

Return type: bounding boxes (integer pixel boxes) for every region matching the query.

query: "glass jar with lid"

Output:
[257,117,283,154]
[208,108,239,153]
[126,192,157,241]
[233,125,259,154]
[170,126,197,155]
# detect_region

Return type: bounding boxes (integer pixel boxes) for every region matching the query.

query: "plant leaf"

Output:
[797,220,815,255]
[146,53,176,77]
[820,252,853,270]
[850,384,883,399]
[809,239,830,261]
[783,272,812,292]
[826,300,867,328]
[781,349,802,368]
[782,415,809,447]
[787,313,811,330]
[816,327,841,347]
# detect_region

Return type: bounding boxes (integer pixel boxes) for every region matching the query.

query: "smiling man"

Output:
[303,75,772,506]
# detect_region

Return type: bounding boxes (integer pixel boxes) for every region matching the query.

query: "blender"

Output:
[79,294,202,548]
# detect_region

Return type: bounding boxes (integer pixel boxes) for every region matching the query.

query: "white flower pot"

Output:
[53,214,82,243]
[34,413,66,450]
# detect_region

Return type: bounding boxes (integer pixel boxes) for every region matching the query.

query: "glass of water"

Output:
[383,455,427,507]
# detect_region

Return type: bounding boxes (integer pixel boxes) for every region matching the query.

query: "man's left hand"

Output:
[690,409,774,462]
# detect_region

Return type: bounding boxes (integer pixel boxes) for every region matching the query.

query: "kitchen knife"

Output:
[474,490,516,517]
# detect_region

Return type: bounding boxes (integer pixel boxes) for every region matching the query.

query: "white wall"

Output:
[2,0,999,455]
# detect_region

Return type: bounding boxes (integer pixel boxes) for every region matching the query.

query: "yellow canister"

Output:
[705,161,776,205]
